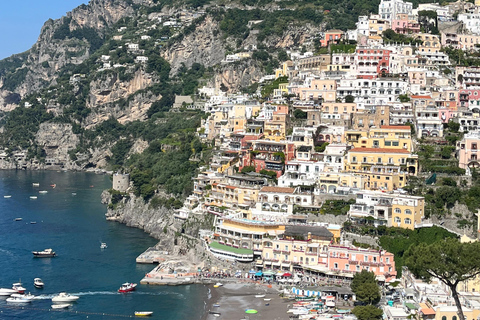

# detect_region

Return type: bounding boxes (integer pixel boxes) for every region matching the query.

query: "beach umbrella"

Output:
[263,271,274,276]
[283,272,292,277]
[255,271,263,276]
[245,309,258,314]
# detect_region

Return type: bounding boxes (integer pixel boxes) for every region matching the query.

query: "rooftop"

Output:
[260,186,295,194]
[349,148,411,154]
[209,241,253,255]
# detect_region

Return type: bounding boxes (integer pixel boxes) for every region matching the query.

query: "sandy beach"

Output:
[203,282,290,320]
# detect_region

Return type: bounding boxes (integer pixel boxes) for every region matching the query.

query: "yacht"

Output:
[32,248,56,258]
[4,195,11,199]
[12,283,26,294]
[6,296,31,303]
[39,190,48,194]
[0,288,16,296]
[51,304,70,309]
[100,242,108,249]
[12,293,35,301]
[34,278,44,289]
[52,292,79,303]
[29,196,38,200]
[32,183,40,187]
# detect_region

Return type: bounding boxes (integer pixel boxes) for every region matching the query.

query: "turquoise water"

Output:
[0,170,208,319]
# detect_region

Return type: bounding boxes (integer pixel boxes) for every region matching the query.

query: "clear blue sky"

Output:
[0,0,87,59]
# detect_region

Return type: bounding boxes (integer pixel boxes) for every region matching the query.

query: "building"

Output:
[378,0,413,23]
[458,131,480,169]
[348,190,425,229]
[112,173,129,192]
[320,30,345,47]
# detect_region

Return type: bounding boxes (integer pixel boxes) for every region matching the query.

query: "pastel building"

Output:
[458,131,480,169]
[327,244,397,281]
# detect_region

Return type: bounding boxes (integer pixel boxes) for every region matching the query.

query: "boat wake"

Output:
[0,248,14,257]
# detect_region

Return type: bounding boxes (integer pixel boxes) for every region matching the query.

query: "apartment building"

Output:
[458,131,480,169]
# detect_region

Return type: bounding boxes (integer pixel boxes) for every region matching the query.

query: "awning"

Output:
[255,271,263,276]
[283,273,292,277]
[263,271,274,276]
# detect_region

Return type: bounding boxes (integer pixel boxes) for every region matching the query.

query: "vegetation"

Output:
[320,199,355,216]
[382,29,423,45]
[351,271,382,320]
[405,239,480,320]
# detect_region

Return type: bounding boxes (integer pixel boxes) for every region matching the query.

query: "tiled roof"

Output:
[380,125,411,130]
[349,148,411,153]
[260,186,295,193]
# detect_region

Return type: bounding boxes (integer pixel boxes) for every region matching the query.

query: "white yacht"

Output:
[6,296,31,303]
[0,288,16,296]
[100,242,107,249]
[52,292,79,302]
[34,278,44,288]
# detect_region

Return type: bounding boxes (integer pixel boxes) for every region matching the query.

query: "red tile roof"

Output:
[260,186,295,194]
[380,125,411,130]
[349,148,411,153]
[411,95,432,99]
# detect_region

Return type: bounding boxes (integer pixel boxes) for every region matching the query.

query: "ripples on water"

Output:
[0,171,208,319]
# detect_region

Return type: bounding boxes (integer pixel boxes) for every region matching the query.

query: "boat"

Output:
[134,311,153,317]
[30,221,37,224]
[100,242,107,249]
[118,282,137,293]
[14,218,22,221]
[213,282,223,288]
[72,193,77,196]
[12,283,26,294]
[50,184,56,188]
[33,248,56,258]
[0,288,16,296]
[32,183,40,187]
[30,196,37,200]
[34,278,44,289]
[51,304,70,309]
[213,304,220,307]
[12,293,35,301]
[255,294,265,298]
[6,296,31,303]
[39,190,48,194]
[52,292,79,302]
[4,195,11,198]
[264,298,271,301]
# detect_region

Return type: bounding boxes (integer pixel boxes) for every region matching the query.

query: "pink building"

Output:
[326,245,397,282]
[458,132,480,169]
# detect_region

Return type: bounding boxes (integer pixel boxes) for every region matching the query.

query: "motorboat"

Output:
[39,190,48,194]
[213,282,223,288]
[52,292,79,303]
[51,304,70,309]
[6,296,31,303]
[32,248,56,258]
[34,278,44,289]
[32,183,40,187]
[135,311,153,317]
[100,242,107,249]
[0,288,16,296]
[255,294,265,298]
[4,195,11,198]
[12,283,26,294]
[30,196,38,200]
[12,293,35,301]
[14,218,22,221]
[30,221,37,224]
[118,283,137,293]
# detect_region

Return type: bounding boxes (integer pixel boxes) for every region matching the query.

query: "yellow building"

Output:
[322,102,357,115]
[347,125,414,152]
[261,225,333,270]
[434,306,480,320]
[458,233,480,292]
[344,147,418,191]
[391,195,424,229]
[264,105,289,141]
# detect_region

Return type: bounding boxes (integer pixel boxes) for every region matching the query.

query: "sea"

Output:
[0,170,209,320]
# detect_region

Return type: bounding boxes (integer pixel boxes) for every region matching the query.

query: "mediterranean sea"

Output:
[0,170,209,319]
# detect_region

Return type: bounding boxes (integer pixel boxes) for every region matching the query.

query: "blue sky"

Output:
[0,0,87,59]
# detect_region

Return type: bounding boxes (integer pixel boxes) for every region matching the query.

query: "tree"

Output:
[356,282,381,304]
[398,94,410,102]
[447,120,460,133]
[293,109,307,119]
[405,239,480,320]
[345,95,355,103]
[351,270,377,292]
[352,305,383,320]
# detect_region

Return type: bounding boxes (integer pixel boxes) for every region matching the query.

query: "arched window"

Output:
[394,208,401,214]
[394,217,401,223]
[452,316,457,320]
[405,218,411,225]
[441,316,447,320]
[405,209,412,215]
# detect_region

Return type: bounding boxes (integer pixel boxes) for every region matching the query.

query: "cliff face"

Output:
[0,0,140,109]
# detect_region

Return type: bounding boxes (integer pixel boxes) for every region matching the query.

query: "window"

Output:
[392,141,399,146]
[394,217,401,223]
[405,218,411,224]
[405,209,412,215]
[352,156,357,163]
[388,158,393,164]
[364,255,368,262]
[285,245,289,251]
[394,208,401,213]
[345,264,350,270]
[378,157,382,163]
[334,263,338,269]
[385,141,392,146]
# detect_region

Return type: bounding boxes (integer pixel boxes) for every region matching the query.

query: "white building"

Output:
[379,0,413,23]
[458,13,480,35]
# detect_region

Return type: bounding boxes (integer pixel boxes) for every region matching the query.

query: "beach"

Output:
[204,282,290,320]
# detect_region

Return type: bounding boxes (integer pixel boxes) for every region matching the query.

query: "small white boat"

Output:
[30,196,38,200]
[34,278,44,289]
[264,298,271,301]
[6,296,31,303]
[33,248,56,258]
[0,288,16,296]
[71,193,77,196]
[52,292,79,302]
[30,221,37,224]
[255,294,265,298]
[32,183,40,187]
[100,242,107,249]
[12,293,35,301]
[51,304,70,309]
[12,283,26,294]
[4,195,11,198]
[14,218,23,221]
[135,311,153,317]
[39,190,48,194]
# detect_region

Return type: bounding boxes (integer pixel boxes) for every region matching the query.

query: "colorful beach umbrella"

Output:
[283,272,292,277]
